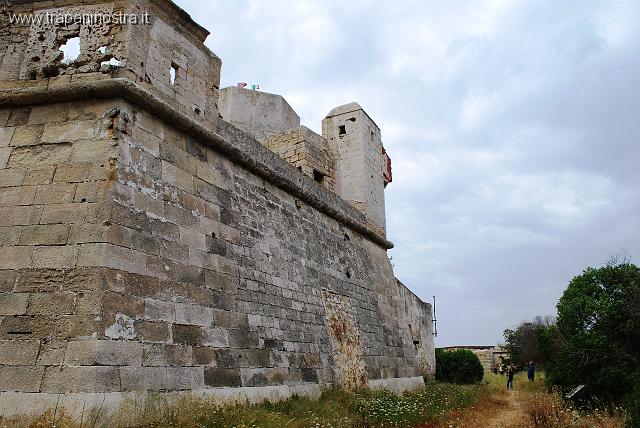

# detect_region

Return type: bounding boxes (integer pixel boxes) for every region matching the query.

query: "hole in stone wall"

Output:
[42,65,60,78]
[98,46,107,54]
[170,63,178,85]
[101,57,122,68]
[338,125,346,136]
[344,233,350,241]
[194,107,201,116]
[345,269,352,279]
[60,37,80,64]
[313,169,324,184]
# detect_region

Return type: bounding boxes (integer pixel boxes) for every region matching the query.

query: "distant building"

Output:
[439,345,508,373]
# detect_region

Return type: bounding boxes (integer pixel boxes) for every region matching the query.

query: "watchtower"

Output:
[322,103,390,234]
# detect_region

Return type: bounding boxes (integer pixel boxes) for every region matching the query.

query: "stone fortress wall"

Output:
[0,0,435,417]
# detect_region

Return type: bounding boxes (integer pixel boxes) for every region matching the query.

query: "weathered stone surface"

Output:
[18,224,70,246]
[10,125,44,147]
[0,292,29,315]
[37,341,67,366]
[41,121,97,144]
[0,206,42,227]
[40,203,87,224]
[41,366,120,393]
[7,144,73,169]
[0,186,36,206]
[0,367,44,392]
[29,105,68,125]
[34,183,77,205]
[27,292,75,315]
[241,368,288,387]
[142,344,192,367]
[0,270,17,292]
[65,340,143,366]
[0,340,40,365]
[0,169,25,187]
[0,148,10,169]
[204,368,242,387]
[135,320,170,343]
[144,298,175,322]
[0,128,16,146]
[120,366,205,391]
[175,302,213,326]
[31,246,78,269]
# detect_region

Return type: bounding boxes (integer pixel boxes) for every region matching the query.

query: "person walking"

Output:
[527,361,536,382]
[506,365,514,390]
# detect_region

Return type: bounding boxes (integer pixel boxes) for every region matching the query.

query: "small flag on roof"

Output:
[237,82,247,88]
[251,84,260,90]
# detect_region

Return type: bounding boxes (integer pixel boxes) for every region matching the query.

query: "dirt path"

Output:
[486,391,525,427]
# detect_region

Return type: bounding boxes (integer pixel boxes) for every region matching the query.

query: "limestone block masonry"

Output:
[0,0,434,418]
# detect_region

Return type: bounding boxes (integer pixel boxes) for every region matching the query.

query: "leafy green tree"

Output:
[503,315,563,368]
[435,349,484,384]
[547,261,640,417]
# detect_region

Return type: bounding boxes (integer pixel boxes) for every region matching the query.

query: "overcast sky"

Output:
[174,0,640,346]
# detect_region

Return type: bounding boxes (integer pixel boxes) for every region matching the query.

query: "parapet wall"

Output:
[263,126,335,192]
[0,0,434,418]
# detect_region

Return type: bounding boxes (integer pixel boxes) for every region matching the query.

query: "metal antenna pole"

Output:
[432,295,438,337]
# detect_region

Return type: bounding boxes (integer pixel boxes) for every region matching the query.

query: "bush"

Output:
[435,348,484,384]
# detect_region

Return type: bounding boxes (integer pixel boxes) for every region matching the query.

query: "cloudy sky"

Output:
[174,0,640,346]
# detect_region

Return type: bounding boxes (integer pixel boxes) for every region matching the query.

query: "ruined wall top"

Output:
[0,0,221,126]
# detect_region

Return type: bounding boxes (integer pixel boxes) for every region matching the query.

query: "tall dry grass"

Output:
[504,370,627,428]
[519,390,627,428]
[0,385,488,428]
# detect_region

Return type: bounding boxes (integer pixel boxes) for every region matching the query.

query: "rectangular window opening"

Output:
[170,63,178,85]
[338,125,346,136]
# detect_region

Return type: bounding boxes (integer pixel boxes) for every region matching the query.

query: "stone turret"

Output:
[322,102,389,234]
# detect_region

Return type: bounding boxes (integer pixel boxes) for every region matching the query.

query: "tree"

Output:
[503,315,563,368]
[435,349,484,384]
[547,261,640,412]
